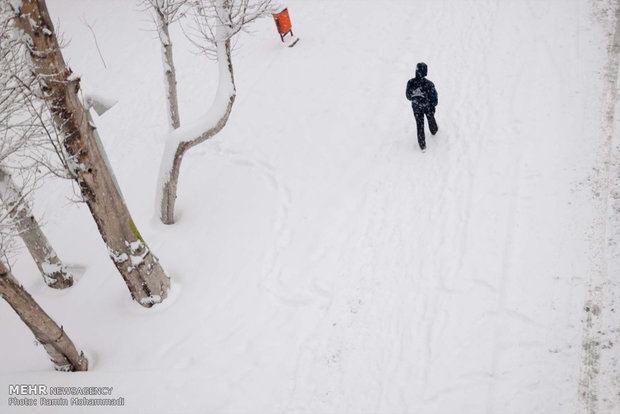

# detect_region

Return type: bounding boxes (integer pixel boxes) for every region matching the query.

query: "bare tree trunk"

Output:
[155,7,181,130]
[156,0,274,224]
[0,259,87,371]
[13,0,170,307]
[158,21,235,224]
[0,168,73,289]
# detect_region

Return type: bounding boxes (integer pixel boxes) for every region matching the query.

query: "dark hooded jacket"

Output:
[406,63,438,113]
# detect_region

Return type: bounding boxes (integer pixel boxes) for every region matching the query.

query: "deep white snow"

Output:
[1,0,619,413]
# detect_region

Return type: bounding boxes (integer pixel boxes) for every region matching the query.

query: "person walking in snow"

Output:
[406,62,438,152]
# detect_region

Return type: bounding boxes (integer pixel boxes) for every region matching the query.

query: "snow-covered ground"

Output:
[2,0,620,413]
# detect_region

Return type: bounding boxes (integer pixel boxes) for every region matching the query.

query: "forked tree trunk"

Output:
[13,0,170,307]
[158,12,236,224]
[0,260,88,371]
[0,168,74,289]
[155,7,181,130]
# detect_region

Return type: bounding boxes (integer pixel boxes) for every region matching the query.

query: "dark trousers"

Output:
[413,109,438,148]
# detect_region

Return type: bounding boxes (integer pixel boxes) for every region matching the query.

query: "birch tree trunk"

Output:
[158,2,236,224]
[13,0,170,307]
[155,6,181,130]
[0,259,88,371]
[0,168,73,289]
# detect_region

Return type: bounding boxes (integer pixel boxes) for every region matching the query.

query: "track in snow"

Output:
[252,1,614,413]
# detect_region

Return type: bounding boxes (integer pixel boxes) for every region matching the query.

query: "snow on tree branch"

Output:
[183,0,275,59]
[156,0,274,223]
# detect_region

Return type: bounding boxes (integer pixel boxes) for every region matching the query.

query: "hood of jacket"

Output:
[415,62,428,78]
